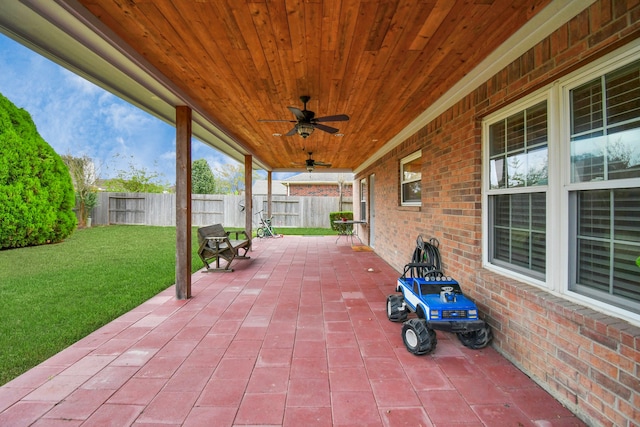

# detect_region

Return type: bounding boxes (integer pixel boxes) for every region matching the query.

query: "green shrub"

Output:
[0,93,76,248]
[329,211,353,231]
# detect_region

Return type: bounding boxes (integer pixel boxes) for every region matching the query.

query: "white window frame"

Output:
[401,151,422,206]
[482,40,640,326]
[360,178,367,221]
[482,93,551,289]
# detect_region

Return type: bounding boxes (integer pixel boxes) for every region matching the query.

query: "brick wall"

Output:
[289,183,353,197]
[356,2,640,426]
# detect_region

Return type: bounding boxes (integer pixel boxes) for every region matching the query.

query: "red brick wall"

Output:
[356,2,640,426]
[289,183,353,197]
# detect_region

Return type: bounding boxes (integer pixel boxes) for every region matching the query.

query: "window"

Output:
[487,101,548,279]
[483,46,640,319]
[568,59,640,312]
[570,61,640,182]
[401,151,422,205]
[360,179,367,221]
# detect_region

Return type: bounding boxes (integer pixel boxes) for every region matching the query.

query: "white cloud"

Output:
[0,34,242,186]
[64,72,102,95]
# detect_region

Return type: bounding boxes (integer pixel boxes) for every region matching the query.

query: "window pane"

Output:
[526,146,548,186]
[571,135,606,182]
[402,154,422,204]
[613,243,640,302]
[606,61,640,128]
[571,79,603,135]
[492,102,547,189]
[490,121,505,156]
[532,193,546,231]
[570,59,640,183]
[490,158,505,189]
[577,239,611,292]
[507,152,527,188]
[531,232,546,273]
[578,190,610,239]
[506,112,525,152]
[511,230,531,268]
[493,228,510,261]
[607,128,640,180]
[402,181,421,203]
[574,188,640,307]
[527,102,548,146]
[614,188,640,241]
[403,157,422,182]
[511,193,529,228]
[490,193,546,277]
[494,195,510,227]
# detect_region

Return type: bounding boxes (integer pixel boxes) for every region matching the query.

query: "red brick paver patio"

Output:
[0,236,585,426]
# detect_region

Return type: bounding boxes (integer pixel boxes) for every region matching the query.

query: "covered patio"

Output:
[0,237,584,426]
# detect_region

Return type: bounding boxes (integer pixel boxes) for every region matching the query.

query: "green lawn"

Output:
[0,225,334,386]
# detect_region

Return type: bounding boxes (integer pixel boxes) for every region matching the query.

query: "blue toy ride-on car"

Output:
[387,236,492,355]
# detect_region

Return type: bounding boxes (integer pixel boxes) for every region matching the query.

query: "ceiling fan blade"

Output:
[284,126,298,136]
[314,161,332,167]
[287,106,306,121]
[258,119,296,122]
[313,123,339,134]
[314,114,350,122]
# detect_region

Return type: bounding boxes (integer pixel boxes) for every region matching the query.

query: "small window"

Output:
[401,151,422,206]
[360,179,367,221]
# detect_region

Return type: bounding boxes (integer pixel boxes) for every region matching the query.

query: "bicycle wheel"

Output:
[257,228,265,238]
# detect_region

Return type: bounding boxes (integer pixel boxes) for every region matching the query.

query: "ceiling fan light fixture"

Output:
[305,159,315,172]
[297,123,315,138]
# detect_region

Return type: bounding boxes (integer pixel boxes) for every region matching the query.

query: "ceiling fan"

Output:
[258,95,349,138]
[294,152,332,172]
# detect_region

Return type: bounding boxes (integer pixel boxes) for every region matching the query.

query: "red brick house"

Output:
[2,2,638,426]
[281,173,353,197]
[352,5,640,426]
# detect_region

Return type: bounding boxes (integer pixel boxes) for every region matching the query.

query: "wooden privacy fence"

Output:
[90,193,353,228]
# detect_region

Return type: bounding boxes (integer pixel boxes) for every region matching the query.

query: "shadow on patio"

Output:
[0,236,585,426]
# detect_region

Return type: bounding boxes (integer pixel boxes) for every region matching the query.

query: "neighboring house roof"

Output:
[252,180,288,195]
[282,173,354,185]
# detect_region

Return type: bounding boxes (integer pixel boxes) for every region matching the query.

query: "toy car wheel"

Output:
[457,324,492,349]
[257,228,265,238]
[402,318,437,355]
[386,294,407,322]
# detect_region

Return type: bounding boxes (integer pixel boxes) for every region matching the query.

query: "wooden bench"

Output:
[197,224,251,272]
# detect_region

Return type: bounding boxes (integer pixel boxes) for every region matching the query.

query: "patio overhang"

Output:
[0,0,269,171]
[0,0,595,299]
[0,0,592,174]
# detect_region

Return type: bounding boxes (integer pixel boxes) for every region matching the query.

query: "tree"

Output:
[61,154,99,227]
[103,155,170,193]
[215,163,261,194]
[0,93,76,249]
[192,158,217,194]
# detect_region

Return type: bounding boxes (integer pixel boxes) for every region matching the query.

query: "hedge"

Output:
[0,93,76,248]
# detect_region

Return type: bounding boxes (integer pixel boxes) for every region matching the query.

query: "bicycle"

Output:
[255,210,281,238]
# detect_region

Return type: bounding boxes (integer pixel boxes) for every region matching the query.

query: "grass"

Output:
[0,225,334,386]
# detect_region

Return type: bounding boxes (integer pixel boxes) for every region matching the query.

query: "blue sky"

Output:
[0,33,252,186]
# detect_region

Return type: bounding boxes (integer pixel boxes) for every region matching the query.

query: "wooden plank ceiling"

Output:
[77,0,551,172]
